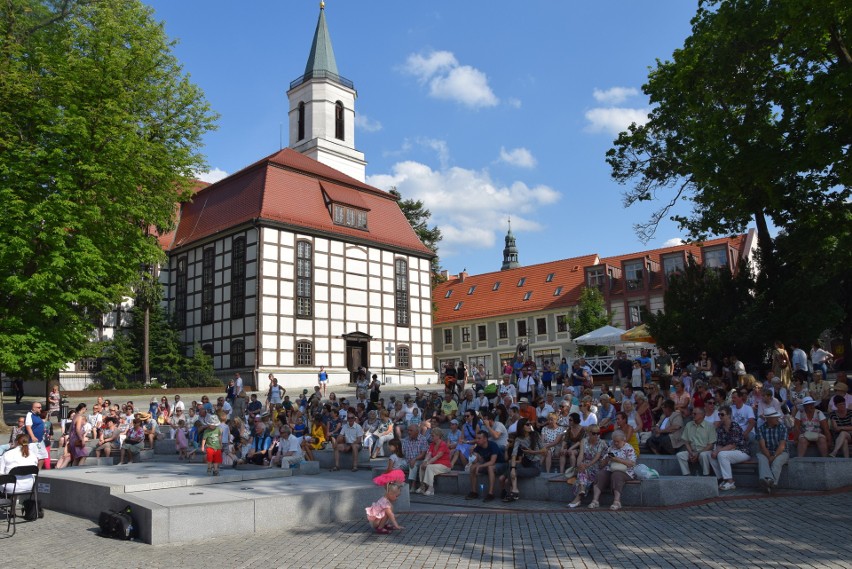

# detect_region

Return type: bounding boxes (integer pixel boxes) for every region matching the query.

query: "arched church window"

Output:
[335,101,344,140]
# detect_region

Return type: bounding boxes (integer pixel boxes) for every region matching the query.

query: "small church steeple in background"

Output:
[501,218,520,270]
[286,2,367,181]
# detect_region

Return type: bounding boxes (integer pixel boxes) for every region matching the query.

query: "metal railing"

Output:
[290,70,355,90]
[381,368,434,386]
[584,356,616,376]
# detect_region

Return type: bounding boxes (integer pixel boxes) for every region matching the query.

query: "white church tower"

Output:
[287,3,367,182]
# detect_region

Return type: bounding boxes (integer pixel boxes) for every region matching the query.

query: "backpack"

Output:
[22,498,44,521]
[484,383,498,396]
[98,506,136,540]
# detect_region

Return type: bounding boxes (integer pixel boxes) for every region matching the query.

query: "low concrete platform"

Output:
[37,462,409,545]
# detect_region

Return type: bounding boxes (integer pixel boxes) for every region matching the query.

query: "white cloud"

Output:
[402,50,498,108]
[662,238,684,247]
[506,97,522,109]
[593,86,639,105]
[354,114,382,132]
[584,107,649,135]
[195,167,228,183]
[367,161,559,255]
[498,146,537,169]
[418,138,450,169]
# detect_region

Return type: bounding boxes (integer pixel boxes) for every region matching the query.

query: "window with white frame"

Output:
[296,340,313,366]
[396,345,411,369]
[461,326,471,343]
[516,319,528,337]
[444,329,453,344]
[624,261,644,291]
[703,248,728,269]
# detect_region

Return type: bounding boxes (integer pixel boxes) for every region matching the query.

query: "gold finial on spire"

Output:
[320,1,325,9]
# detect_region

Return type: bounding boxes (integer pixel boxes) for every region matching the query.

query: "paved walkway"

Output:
[4,491,851,568]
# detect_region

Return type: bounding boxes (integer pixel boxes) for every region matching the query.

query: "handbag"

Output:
[803,431,819,442]
[610,461,628,473]
[563,466,577,479]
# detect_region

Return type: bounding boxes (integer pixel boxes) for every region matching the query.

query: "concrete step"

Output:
[155,439,178,454]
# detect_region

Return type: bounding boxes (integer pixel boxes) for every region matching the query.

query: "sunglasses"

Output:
[718,413,727,417]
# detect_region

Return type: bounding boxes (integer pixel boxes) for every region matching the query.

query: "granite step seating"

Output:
[48,439,154,465]
[637,443,824,489]
[421,469,718,507]
[313,448,375,470]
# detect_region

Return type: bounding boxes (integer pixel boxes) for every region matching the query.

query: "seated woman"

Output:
[308,414,327,452]
[118,418,146,465]
[449,411,479,470]
[499,418,543,502]
[567,426,607,508]
[614,412,639,456]
[795,397,830,457]
[95,416,120,459]
[828,395,851,458]
[370,410,395,459]
[415,427,451,496]
[588,430,637,511]
[539,413,565,475]
[559,412,585,476]
[0,434,38,495]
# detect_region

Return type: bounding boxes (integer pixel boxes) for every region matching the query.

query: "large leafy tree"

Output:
[607,0,851,266]
[389,188,442,276]
[568,287,610,356]
[646,259,765,367]
[607,0,851,367]
[0,1,217,386]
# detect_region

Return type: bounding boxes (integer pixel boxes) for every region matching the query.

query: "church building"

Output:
[154,5,435,390]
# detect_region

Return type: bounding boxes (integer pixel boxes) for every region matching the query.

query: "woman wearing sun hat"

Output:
[794,396,830,457]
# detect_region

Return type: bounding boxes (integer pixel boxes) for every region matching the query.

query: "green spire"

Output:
[304,3,339,77]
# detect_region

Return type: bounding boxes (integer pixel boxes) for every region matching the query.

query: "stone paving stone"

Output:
[2,491,851,568]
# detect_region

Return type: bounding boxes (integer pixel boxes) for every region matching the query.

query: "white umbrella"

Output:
[572,325,628,346]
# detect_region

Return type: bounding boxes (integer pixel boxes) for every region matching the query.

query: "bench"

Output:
[426,470,719,507]
[312,448,374,470]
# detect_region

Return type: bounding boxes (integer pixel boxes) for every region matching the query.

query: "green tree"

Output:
[568,287,610,356]
[646,259,765,367]
[98,333,138,389]
[389,188,442,276]
[607,0,851,270]
[181,341,218,388]
[128,305,182,382]
[0,1,217,388]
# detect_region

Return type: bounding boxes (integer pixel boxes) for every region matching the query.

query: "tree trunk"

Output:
[143,305,150,384]
[0,376,7,427]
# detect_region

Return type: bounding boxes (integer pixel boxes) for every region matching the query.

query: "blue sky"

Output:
[146,0,717,275]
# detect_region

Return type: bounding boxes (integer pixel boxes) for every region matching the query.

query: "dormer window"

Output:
[468,285,476,295]
[493,281,501,291]
[332,203,367,230]
[546,273,554,282]
[454,302,463,311]
[445,290,453,298]
[553,286,563,296]
[517,277,526,287]
[523,291,532,301]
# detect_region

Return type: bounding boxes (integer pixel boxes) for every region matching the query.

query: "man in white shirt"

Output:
[730,390,756,441]
[173,395,185,414]
[730,355,747,388]
[333,414,364,471]
[789,343,808,374]
[234,372,244,395]
[276,425,304,469]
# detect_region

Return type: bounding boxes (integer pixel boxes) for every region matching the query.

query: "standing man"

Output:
[234,373,244,397]
[676,407,716,476]
[756,408,788,493]
[317,365,329,398]
[12,377,24,405]
[790,343,809,375]
[25,401,47,469]
[655,348,673,392]
[333,413,364,472]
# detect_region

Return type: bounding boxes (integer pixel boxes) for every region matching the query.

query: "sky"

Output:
[145,0,721,275]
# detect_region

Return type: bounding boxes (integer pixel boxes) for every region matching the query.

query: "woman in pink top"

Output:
[415,428,451,496]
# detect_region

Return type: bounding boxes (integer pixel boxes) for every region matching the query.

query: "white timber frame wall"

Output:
[256,226,434,391]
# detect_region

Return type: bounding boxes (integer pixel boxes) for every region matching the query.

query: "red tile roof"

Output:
[164,149,432,256]
[433,234,750,325]
[433,254,601,325]
[156,180,209,250]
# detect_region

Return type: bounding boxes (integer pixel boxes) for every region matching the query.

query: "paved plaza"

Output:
[3,490,851,568]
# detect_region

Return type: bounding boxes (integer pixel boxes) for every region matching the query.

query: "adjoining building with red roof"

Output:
[65,6,435,391]
[432,228,756,379]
